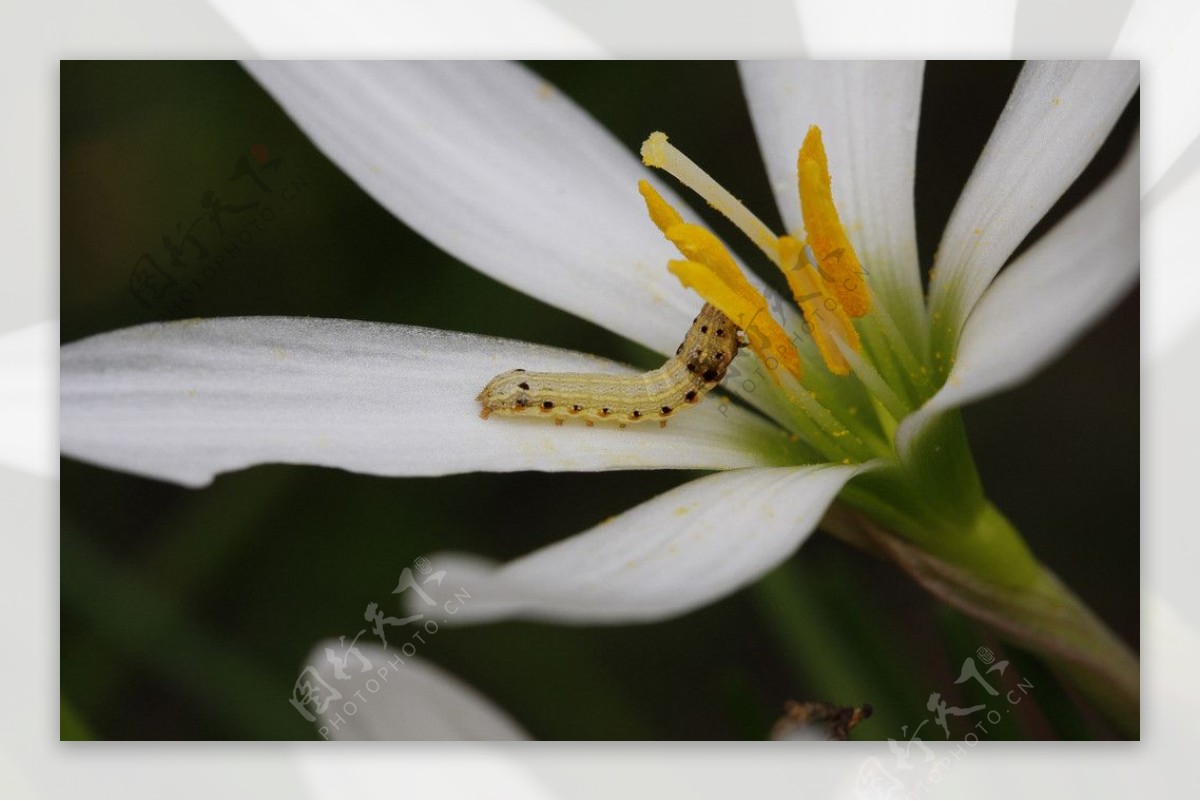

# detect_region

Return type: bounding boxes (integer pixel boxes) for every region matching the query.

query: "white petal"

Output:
[738,61,927,343]
[296,642,528,740]
[792,0,1017,58]
[407,464,869,625]
[1147,154,1200,356]
[898,136,1138,455]
[540,1,803,55]
[0,320,57,479]
[1113,0,1200,191]
[928,60,1138,350]
[1013,0,1136,57]
[243,60,703,357]
[60,317,795,487]
[209,0,602,58]
[242,60,824,425]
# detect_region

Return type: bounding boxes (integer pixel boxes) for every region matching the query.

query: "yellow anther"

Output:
[637,179,684,233]
[638,130,873,380]
[641,132,781,266]
[777,234,804,273]
[640,181,756,306]
[780,258,859,376]
[637,180,801,382]
[667,259,802,382]
[776,233,860,376]
[663,224,757,304]
[798,126,871,318]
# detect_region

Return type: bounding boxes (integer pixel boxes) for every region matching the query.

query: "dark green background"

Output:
[60,61,1139,740]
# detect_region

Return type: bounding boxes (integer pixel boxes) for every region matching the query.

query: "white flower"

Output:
[296,643,862,742]
[60,61,1137,654]
[298,643,529,741]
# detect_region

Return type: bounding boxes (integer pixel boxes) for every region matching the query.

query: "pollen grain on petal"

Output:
[798,126,871,319]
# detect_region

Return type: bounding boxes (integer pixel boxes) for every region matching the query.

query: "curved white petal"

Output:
[793,0,1017,58]
[0,320,57,479]
[1113,0,1200,191]
[1014,0,1134,58]
[243,60,840,427]
[209,0,602,58]
[738,61,927,344]
[1147,152,1200,356]
[243,60,703,357]
[298,642,528,740]
[898,136,1139,455]
[928,60,1138,352]
[60,317,795,488]
[407,464,868,625]
[539,0,803,56]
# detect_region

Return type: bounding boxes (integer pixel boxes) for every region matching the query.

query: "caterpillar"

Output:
[477,303,739,428]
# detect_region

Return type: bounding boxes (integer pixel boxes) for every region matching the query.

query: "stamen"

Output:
[639,131,876,380]
[639,182,750,301]
[668,259,802,381]
[778,248,859,376]
[638,180,802,381]
[797,126,871,318]
[665,224,760,303]
[641,132,782,266]
[831,332,908,423]
[639,178,685,232]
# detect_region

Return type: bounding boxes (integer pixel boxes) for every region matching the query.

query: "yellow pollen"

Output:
[777,235,859,376]
[638,181,801,381]
[640,182,757,305]
[641,132,782,266]
[797,126,871,318]
[668,259,802,381]
[639,179,685,231]
[639,129,871,378]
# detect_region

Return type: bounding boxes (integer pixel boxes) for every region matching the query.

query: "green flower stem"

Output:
[820,502,1139,737]
[915,501,1041,591]
[901,411,986,527]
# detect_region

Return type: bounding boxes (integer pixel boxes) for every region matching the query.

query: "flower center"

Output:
[639,126,871,380]
[638,126,925,464]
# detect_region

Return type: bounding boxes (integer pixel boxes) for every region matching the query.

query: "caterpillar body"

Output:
[478,303,739,428]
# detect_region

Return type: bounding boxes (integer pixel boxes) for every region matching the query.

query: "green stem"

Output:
[821,502,1140,737]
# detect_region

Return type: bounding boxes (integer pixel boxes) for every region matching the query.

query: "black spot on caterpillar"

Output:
[478,303,739,427]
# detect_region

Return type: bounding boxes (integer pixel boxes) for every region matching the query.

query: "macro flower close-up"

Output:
[59,59,1139,741]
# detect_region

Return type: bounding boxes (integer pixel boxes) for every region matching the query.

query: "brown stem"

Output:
[820,502,1140,737]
